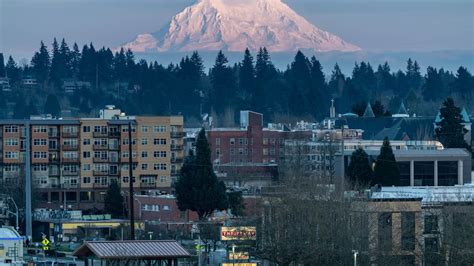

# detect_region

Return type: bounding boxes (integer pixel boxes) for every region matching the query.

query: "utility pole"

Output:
[128,121,135,240]
[25,121,32,240]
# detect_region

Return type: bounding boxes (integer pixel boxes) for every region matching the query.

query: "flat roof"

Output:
[73,240,191,260]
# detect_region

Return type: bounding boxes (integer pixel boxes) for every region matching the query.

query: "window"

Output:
[33,164,48,171]
[239,148,244,155]
[378,213,392,251]
[154,163,167,170]
[83,139,91,145]
[141,175,156,184]
[83,151,91,158]
[263,148,268,156]
[83,177,91,184]
[153,151,167,158]
[414,161,434,186]
[230,138,235,145]
[141,138,148,145]
[162,205,170,211]
[33,126,47,133]
[63,151,77,159]
[141,151,148,158]
[141,126,149,132]
[230,148,235,155]
[33,139,47,146]
[83,126,91,132]
[438,161,458,186]
[424,215,438,234]
[216,138,221,146]
[94,151,108,159]
[83,164,91,171]
[263,138,268,145]
[33,152,47,159]
[122,139,137,145]
[425,237,438,253]
[160,176,166,183]
[399,162,411,186]
[153,138,167,145]
[141,163,148,170]
[5,126,18,133]
[216,148,220,156]
[401,212,415,251]
[63,126,78,133]
[5,139,18,146]
[154,125,166,132]
[4,165,20,172]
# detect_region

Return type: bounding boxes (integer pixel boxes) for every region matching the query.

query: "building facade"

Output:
[0,106,184,210]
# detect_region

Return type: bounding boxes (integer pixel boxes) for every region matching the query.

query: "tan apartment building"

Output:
[0,106,184,211]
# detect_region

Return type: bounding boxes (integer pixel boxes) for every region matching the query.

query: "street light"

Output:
[352,250,359,266]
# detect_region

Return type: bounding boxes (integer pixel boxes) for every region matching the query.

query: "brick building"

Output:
[0,106,184,211]
[207,111,312,188]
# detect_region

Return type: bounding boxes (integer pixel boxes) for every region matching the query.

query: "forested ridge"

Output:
[0,39,472,125]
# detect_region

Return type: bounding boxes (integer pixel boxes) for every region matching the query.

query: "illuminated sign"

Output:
[229,252,250,260]
[221,226,257,241]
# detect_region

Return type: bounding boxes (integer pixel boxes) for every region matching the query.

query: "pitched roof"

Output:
[363,103,375,117]
[73,240,191,260]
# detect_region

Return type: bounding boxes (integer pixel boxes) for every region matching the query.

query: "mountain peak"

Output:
[120,0,361,53]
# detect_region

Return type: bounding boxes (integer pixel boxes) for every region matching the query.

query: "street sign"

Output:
[41,237,50,251]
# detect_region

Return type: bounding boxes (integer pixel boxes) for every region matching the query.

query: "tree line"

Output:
[1,39,473,123]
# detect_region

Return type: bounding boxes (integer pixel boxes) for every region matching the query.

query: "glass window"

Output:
[83,126,91,133]
[401,212,415,251]
[438,161,458,186]
[424,215,438,234]
[414,161,434,186]
[378,213,392,251]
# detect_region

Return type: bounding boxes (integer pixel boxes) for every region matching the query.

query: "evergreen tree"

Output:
[31,41,50,86]
[239,48,256,103]
[422,67,444,101]
[43,94,61,117]
[26,98,38,117]
[372,100,386,117]
[12,96,28,119]
[70,43,81,78]
[0,53,5,77]
[175,128,228,220]
[287,51,313,116]
[373,137,400,186]
[405,58,422,94]
[209,51,236,114]
[227,191,245,217]
[5,56,20,82]
[347,147,373,187]
[104,179,124,218]
[351,102,366,117]
[452,67,473,100]
[435,97,468,148]
[49,38,62,88]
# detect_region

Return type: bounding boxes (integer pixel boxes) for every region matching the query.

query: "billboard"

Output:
[221,226,257,241]
[229,252,250,260]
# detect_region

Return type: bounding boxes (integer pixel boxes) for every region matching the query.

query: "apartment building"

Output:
[0,106,184,210]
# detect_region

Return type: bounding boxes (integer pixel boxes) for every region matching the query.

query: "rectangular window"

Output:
[141,163,148,170]
[83,177,91,184]
[153,163,167,170]
[378,213,392,251]
[216,138,221,146]
[83,126,91,132]
[230,138,235,145]
[141,126,149,132]
[83,139,91,145]
[141,151,148,158]
[33,139,47,146]
[33,152,47,159]
[5,126,19,133]
[160,176,166,183]
[263,138,268,145]
[33,164,48,171]
[83,151,91,158]
[5,138,19,146]
[153,151,167,158]
[141,138,148,145]
[401,212,416,251]
[33,126,47,133]
[438,161,458,186]
[414,161,434,186]
[154,125,167,132]
[153,138,167,145]
[424,215,439,234]
[83,164,91,171]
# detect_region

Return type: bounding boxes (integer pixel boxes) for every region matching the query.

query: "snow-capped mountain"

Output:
[120,0,361,53]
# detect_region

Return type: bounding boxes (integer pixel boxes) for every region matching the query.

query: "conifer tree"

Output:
[373,137,400,186]
[31,41,50,86]
[435,97,468,148]
[43,94,61,117]
[0,53,5,77]
[12,96,28,119]
[452,67,473,100]
[104,179,124,218]
[347,147,373,187]
[239,48,256,102]
[5,56,20,82]
[175,128,228,220]
[210,51,236,114]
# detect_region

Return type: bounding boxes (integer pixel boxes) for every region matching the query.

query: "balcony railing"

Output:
[93,183,109,189]
[171,157,183,163]
[93,144,109,150]
[93,131,108,138]
[62,132,78,138]
[62,171,79,176]
[109,144,120,150]
[93,170,109,176]
[170,144,183,151]
[48,132,59,138]
[93,157,109,163]
[62,182,79,189]
[62,158,79,163]
[108,131,120,138]
[170,132,185,138]
[62,145,78,151]
[49,157,60,163]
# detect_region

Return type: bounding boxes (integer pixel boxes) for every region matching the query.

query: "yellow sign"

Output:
[43,246,49,251]
[222,262,257,266]
[229,252,250,260]
[41,238,50,246]
[221,227,257,241]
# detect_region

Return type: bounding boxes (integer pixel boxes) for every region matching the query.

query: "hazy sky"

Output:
[1,0,473,60]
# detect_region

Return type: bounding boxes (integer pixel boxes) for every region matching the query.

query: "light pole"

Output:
[352,250,359,266]
[232,244,236,266]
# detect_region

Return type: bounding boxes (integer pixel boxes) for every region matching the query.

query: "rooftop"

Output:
[371,185,474,204]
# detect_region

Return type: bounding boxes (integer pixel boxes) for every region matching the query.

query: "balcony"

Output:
[49,157,60,163]
[109,144,120,150]
[62,145,78,151]
[62,158,79,163]
[48,131,59,138]
[170,132,185,138]
[140,183,157,189]
[62,182,79,189]
[93,183,109,189]
[93,157,109,163]
[62,171,79,176]
[93,170,109,176]
[108,131,120,138]
[170,144,182,151]
[49,145,59,151]
[171,157,183,164]
[62,132,78,138]
[93,144,109,150]
[93,131,108,138]
[171,170,179,177]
